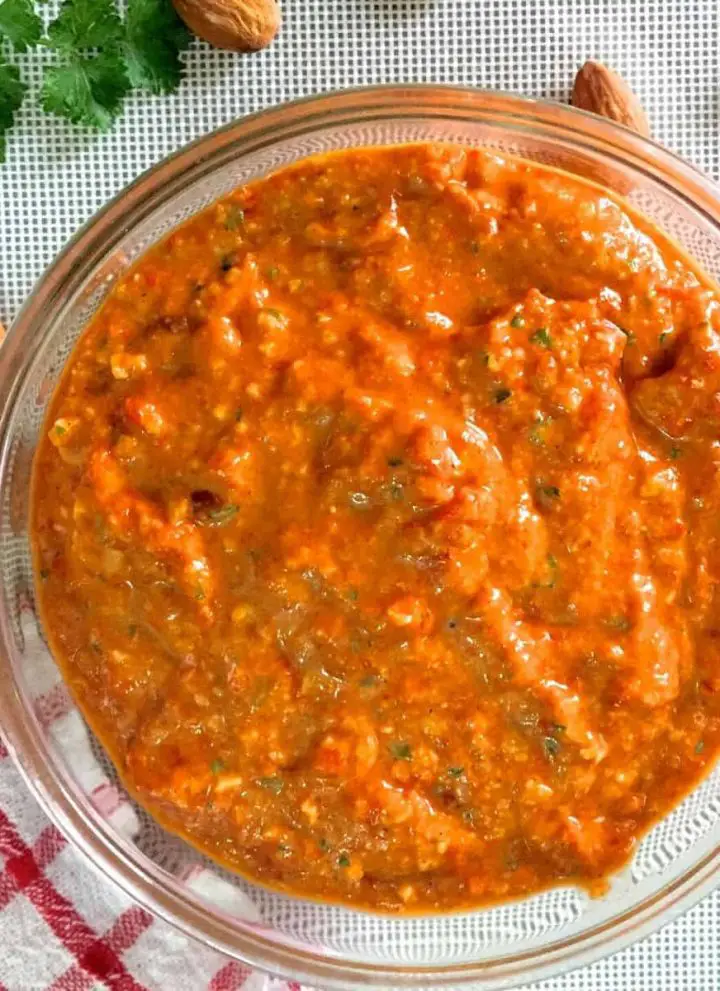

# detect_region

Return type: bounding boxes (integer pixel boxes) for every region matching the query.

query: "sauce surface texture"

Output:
[32,145,720,912]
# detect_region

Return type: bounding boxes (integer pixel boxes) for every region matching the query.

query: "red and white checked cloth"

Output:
[0,731,302,991]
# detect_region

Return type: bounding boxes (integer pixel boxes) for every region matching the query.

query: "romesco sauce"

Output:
[31,145,720,912]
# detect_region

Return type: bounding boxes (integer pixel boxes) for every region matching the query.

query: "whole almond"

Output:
[572,61,650,136]
[172,0,281,52]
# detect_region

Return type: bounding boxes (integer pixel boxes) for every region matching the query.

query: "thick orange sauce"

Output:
[32,145,720,912]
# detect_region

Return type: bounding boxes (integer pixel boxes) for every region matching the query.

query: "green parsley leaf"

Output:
[46,0,123,51]
[532,553,559,590]
[263,307,285,324]
[0,61,26,162]
[258,776,284,794]
[0,0,192,158]
[695,740,705,755]
[530,327,552,349]
[543,736,561,759]
[41,52,130,130]
[209,758,225,774]
[389,741,412,760]
[536,483,560,509]
[447,766,464,778]
[0,0,42,52]
[122,0,191,95]
[337,853,350,867]
[200,503,239,526]
[510,314,525,329]
[605,614,632,633]
[224,205,245,230]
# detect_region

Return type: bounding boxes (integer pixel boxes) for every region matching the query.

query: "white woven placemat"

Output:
[1,1,720,988]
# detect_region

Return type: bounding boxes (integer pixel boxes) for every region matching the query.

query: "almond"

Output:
[172,0,281,52]
[572,61,650,136]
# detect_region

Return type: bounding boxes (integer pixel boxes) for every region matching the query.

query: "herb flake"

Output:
[258,776,284,794]
[530,327,552,349]
[200,503,239,527]
[543,736,561,759]
[536,483,560,509]
[224,205,245,230]
[605,614,632,633]
[389,741,412,761]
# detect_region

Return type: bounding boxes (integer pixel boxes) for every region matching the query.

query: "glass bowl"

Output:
[3,86,720,990]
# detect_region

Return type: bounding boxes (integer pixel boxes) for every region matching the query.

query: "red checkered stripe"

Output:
[0,687,278,991]
[0,773,152,988]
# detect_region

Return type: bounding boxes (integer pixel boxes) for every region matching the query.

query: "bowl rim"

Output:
[3,83,720,988]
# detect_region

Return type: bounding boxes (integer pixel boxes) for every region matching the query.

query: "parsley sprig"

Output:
[0,60,26,159]
[0,0,42,52]
[0,0,191,161]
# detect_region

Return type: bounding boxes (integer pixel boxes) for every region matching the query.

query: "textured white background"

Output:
[1,0,720,987]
